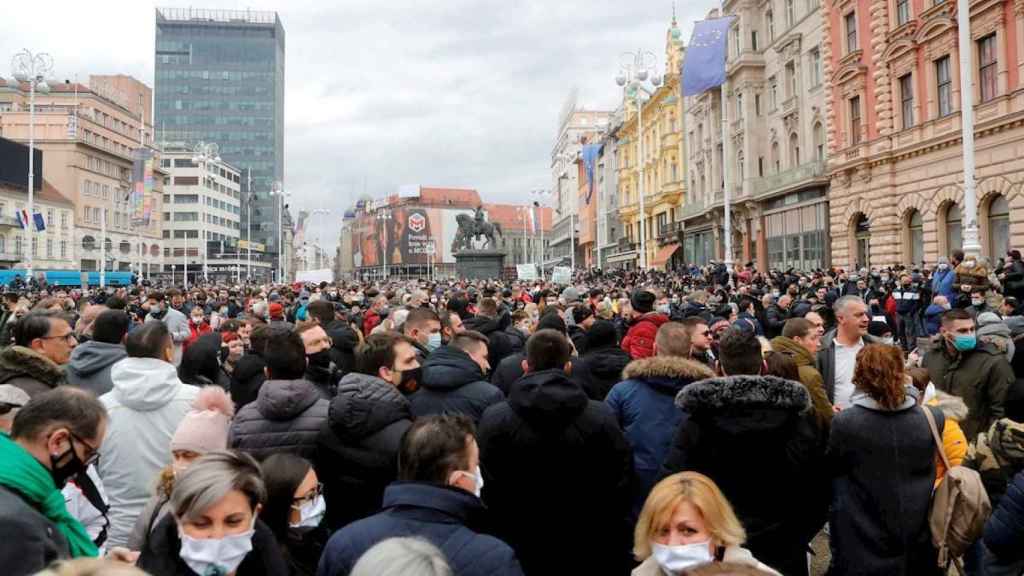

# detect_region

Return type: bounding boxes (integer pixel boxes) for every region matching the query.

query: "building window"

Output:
[809,47,821,87]
[752,30,759,51]
[785,61,797,98]
[786,0,795,27]
[736,93,744,120]
[733,26,741,56]
[60,240,67,258]
[813,122,824,162]
[769,76,778,109]
[61,211,68,229]
[771,141,780,173]
[896,0,910,26]
[46,239,53,258]
[849,96,862,145]
[989,194,1010,258]
[789,133,800,167]
[979,34,997,102]
[936,56,952,116]
[900,73,914,129]
[845,11,858,54]
[758,156,765,177]
[946,203,963,254]
[755,93,761,115]
[767,11,774,41]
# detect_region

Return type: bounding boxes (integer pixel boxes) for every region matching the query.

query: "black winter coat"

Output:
[478,369,634,576]
[317,483,524,576]
[829,402,943,576]
[575,344,632,400]
[491,352,527,396]
[231,353,268,409]
[315,373,412,531]
[411,346,504,423]
[138,513,287,576]
[0,484,69,576]
[229,378,330,461]
[661,375,828,576]
[324,319,359,378]
[985,468,1024,562]
[763,304,790,339]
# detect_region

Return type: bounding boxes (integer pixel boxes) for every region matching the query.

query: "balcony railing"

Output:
[680,196,708,219]
[751,159,826,198]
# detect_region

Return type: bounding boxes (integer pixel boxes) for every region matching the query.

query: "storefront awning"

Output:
[606,251,637,264]
[651,244,680,268]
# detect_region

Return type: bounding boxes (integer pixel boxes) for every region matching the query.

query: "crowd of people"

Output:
[1,247,1024,575]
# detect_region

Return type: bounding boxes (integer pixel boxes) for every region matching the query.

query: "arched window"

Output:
[989,194,1010,258]
[82,235,95,251]
[813,123,824,162]
[946,203,963,254]
[789,133,800,168]
[771,141,780,173]
[908,210,923,266]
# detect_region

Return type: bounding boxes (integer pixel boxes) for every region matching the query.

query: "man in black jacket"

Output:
[402,307,442,363]
[229,324,278,409]
[307,300,359,378]
[478,329,633,575]
[412,330,503,423]
[763,294,792,339]
[465,298,516,366]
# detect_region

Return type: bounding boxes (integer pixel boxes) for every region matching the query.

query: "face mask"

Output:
[651,540,713,574]
[397,366,422,394]
[178,522,255,576]
[151,304,164,314]
[881,337,895,346]
[192,316,204,324]
[307,349,332,371]
[972,298,985,307]
[289,495,326,534]
[456,466,485,498]
[938,263,950,271]
[952,334,977,352]
[49,438,87,489]
[656,303,671,314]
[426,332,442,353]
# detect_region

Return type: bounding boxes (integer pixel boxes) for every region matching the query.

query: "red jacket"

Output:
[621,312,670,360]
[185,320,212,352]
[363,309,381,337]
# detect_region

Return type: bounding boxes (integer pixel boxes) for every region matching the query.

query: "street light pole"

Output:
[271,181,287,283]
[616,49,662,270]
[11,49,53,280]
[246,168,252,281]
[377,208,392,280]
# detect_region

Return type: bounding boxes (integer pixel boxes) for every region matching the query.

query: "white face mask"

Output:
[289,494,326,533]
[651,540,714,574]
[881,337,895,346]
[178,521,254,576]
[426,332,443,353]
[456,466,484,498]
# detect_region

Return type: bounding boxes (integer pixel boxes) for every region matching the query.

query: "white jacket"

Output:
[98,357,199,548]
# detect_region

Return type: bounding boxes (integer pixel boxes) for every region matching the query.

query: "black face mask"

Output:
[397,366,422,395]
[50,437,87,489]
[307,349,332,371]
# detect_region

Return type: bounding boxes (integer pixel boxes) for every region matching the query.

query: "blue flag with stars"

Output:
[682,16,736,97]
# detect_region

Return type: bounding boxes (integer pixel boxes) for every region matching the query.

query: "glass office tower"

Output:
[155,7,286,270]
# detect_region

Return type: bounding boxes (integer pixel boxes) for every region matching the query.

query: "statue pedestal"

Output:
[454,250,506,280]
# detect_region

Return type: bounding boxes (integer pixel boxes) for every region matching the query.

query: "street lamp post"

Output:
[192,141,220,285]
[310,208,330,270]
[11,49,53,280]
[530,190,551,280]
[270,181,288,283]
[377,208,392,280]
[616,49,663,270]
[246,168,253,281]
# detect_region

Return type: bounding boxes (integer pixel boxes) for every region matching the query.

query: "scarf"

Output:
[0,433,98,558]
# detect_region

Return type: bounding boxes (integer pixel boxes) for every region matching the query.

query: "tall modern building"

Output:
[154,7,287,272]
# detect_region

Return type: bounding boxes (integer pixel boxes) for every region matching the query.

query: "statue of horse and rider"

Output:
[453,207,502,251]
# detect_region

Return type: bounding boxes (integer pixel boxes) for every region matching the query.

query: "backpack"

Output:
[921,405,992,574]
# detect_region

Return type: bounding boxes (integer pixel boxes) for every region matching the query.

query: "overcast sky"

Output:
[1,0,718,248]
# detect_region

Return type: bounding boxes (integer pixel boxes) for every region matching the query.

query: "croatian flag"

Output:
[16,209,30,229]
[682,16,736,97]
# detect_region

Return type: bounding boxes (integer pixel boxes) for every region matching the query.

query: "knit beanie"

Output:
[171,387,235,454]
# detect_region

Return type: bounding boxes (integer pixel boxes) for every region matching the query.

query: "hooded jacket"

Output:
[606,356,714,520]
[828,398,944,576]
[621,312,670,360]
[230,352,267,409]
[978,311,1016,363]
[924,303,947,336]
[324,319,359,377]
[316,372,412,531]
[770,336,833,430]
[144,307,190,365]
[411,346,503,423]
[98,357,199,548]
[230,379,329,461]
[478,369,633,575]
[319,483,524,576]
[572,319,632,400]
[0,345,66,398]
[923,337,1014,440]
[65,341,127,396]
[661,374,827,576]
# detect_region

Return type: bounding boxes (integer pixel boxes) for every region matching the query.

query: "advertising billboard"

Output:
[351,206,476,268]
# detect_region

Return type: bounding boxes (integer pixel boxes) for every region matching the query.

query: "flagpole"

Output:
[721,76,733,272]
[957,0,981,258]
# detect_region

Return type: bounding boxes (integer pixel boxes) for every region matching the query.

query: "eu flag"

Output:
[581,144,602,205]
[682,16,736,97]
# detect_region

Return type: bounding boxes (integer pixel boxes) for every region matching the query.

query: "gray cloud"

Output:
[0,0,718,248]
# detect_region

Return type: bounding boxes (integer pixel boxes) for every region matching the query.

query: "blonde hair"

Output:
[633,472,747,560]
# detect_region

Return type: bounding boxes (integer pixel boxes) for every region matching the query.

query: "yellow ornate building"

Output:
[614,19,687,270]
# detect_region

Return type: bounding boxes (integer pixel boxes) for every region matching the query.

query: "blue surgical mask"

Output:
[953,334,977,352]
[426,332,442,353]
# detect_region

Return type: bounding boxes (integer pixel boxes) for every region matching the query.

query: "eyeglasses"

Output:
[291,482,323,509]
[69,431,100,467]
[39,332,77,344]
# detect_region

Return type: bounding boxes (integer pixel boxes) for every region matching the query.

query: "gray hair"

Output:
[833,295,865,317]
[170,450,265,523]
[350,537,452,576]
[251,300,268,320]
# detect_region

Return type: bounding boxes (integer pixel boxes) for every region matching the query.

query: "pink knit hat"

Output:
[171,387,235,454]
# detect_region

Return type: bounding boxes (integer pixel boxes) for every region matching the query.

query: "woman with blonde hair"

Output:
[632,472,780,575]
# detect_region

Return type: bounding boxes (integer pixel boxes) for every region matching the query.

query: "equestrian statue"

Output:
[453,206,503,251]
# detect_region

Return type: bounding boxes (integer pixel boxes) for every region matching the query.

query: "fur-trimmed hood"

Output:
[678,374,810,416]
[0,345,64,388]
[622,356,714,386]
[929,389,969,422]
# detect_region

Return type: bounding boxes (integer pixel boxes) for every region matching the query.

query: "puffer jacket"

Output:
[605,356,713,520]
[0,345,65,398]
[770,336,833,430]
[97,357,200,548]
[924,304,946,336]
[661,375,828,576]
[985,468,1024,562]
[65,341,127,396]
[927,390,969,486]
[576,344,633,401]
[229,379,329,461]
[621,312,670,360]
[411,346,503,423]
[231,353,267,409]
[315,372,412,531]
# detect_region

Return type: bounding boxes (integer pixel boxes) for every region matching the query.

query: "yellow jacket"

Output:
[928,391,969,487]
